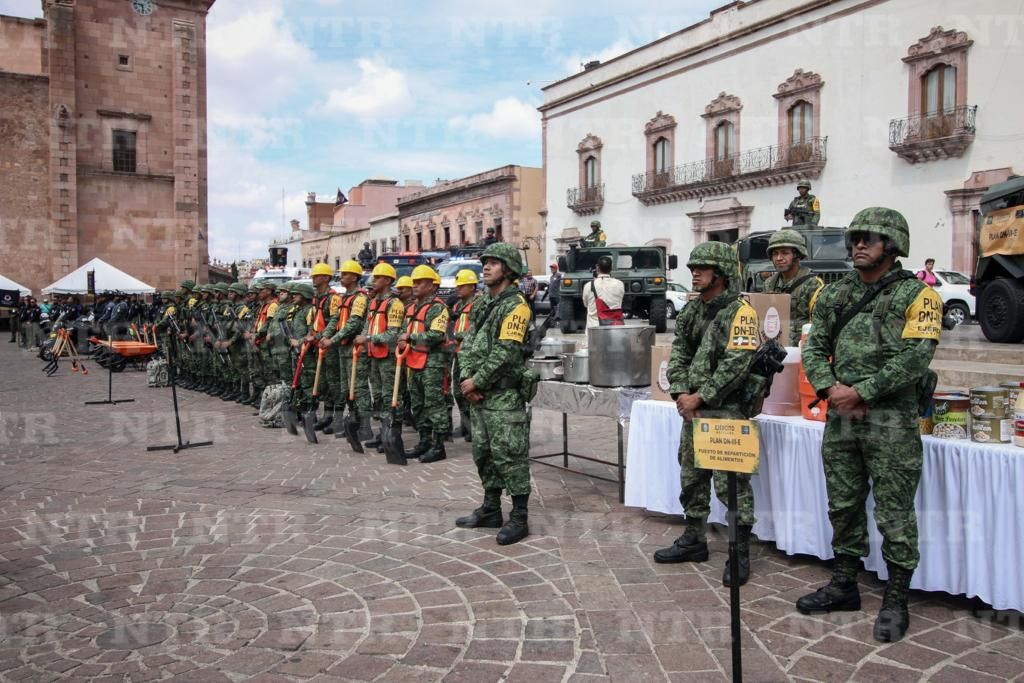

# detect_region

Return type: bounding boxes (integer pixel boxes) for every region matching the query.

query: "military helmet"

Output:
[228,283,247,295]
[291,283,315,300]
[454,269,479,286]
[847,207,910,257]
[395,276,413,289]
[480,242,523,278]
[767,229,808,259]
[590,220,601,229]
[410,264,441,285]
[796,178,812,190]
[276,282,291,294]
[339,260,363,277]
[179,279,196,291]
[254,279,276,292]
[212,283,229,294]
[371,262,397,281]
[687,241,739,279]
[310,263,333,278]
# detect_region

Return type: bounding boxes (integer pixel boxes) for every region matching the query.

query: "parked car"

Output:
[665,282,690,318]
[932,269,975,325]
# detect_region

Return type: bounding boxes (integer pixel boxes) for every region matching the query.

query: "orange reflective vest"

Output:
[254,302,271,333]
[335,289,367,345]
[312,292,340,334]
[453,298,476,351]
[405,297,445,371]
[366,295,397,359]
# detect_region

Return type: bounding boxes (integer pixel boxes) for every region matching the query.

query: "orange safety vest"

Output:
[453,297,476,351]
[335,289,367,345]
[366,295,397,359]
[254,302,271,333]
[405,297,445,371]
[311,291,339,334]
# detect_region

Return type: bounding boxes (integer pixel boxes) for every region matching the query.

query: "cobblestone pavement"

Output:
[0,343,1021,682]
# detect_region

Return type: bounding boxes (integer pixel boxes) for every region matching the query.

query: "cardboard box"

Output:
[743,292,791,345]
[650,344,674,402]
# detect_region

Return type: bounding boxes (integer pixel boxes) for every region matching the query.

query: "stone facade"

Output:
[0,1,215,295]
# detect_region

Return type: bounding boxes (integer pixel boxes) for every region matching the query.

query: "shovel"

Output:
[283,341,310,436]
[339,344,365,453]
[381,347,408,465]
[304,346,325,444]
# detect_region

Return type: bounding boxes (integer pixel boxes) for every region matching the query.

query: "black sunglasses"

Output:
[848,231,884,247]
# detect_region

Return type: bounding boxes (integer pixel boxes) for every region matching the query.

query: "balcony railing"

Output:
[567,183,604,215]
[631,137,827,204]
[889,105,976,164]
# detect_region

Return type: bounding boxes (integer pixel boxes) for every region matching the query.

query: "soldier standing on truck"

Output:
[785,179,821,227]
[764,230,824,345]
[580,220,607,247]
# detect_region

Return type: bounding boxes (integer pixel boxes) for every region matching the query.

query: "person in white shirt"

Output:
[582,255,625,328]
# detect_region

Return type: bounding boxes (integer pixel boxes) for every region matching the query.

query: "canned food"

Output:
[999,381,1022,411]
[970,387,1008,418]
[932,392,970,440]
[919,415,934,436]
[970,416,1012,443]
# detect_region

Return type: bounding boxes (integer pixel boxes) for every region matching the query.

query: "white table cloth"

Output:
[625,400,1024,611]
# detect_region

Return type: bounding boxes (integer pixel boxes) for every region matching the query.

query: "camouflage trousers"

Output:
[269,349,291,385]
[408,362,449,437]
[368,355,398,420]
[452,356,472,427]
[293,346,320,413]
[471,402,531,496]
[339,346,371,417]
[679,407,756,530]
[822,414,923,570]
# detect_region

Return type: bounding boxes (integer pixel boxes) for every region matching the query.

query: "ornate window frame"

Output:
[644,111,676,176]
[569,133,605,214]
[576,133,603,189]
[702,93,741,163]
[903,26,971,117]
[773,69,823,148]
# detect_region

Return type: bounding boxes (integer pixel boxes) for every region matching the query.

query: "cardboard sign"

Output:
[980,205,1024,258]
[743,293,790,345]
[693,418,760,474]
[650,344,673,402]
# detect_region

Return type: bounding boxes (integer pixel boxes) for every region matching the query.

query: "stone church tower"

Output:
[0,0,215,294]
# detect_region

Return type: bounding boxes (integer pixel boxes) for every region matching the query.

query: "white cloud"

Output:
[449,97,540,141]
[321,58,412,118]
[560,38,635,77]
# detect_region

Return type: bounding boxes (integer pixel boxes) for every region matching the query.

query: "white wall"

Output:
[542,0,1024,286]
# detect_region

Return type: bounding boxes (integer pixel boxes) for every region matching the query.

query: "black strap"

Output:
[831,271,916,342]
[699,297,731,339]
[788,273,817,291]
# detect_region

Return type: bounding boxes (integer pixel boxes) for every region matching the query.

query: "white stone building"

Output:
[540,0,1024,283]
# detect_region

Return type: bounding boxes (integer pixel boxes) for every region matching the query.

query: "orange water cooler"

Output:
[798,324,827,422]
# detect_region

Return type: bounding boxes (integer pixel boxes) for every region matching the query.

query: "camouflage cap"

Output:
[291,282,315,300]
[768,229,808,258]
[688,241,739,279]
[848,207,910,257]
[480,242,523,277]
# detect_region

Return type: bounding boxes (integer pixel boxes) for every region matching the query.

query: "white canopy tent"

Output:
[0,274,31,296]
[42,257,155,295]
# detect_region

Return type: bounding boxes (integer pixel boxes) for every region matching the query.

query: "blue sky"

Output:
[1,0,720,262]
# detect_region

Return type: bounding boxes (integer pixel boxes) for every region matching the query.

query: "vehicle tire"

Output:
[649,297,668,333]
[559,298,577,334]
[944,301,970,327]
[977,278,1024,343]
[110,356,128,373]
[666,300,677,319]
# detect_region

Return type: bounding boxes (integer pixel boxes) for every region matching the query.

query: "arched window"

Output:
[922,63,956,116]
[653,137,670,174]
[714,122,734,161]
[584,156,598,188]
[788,101,813,145]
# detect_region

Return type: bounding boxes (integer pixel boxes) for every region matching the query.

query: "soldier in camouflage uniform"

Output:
[456,242,534,545]
[322,261,372,440]
[398,265,450,463]
[355,262,405,449]
[189,285,212,392]
[288,283,317,417]
[209,283,233,397]
[219,283,250,402]
[309,263,345,433]
[653,241,761,587]
[580,219,607,247]
[796,208,941,643]
[764,229,824,346]
[450,269,484,441]
[785,178,821,227]
[394,276,415,424]
[175,281,197,388]
[249,281,280,404]
[269,283,293,385]
[236,284,260,405]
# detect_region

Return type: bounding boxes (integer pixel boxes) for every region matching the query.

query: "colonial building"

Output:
[0,0,215,294]
[396,165,545,273]
[540,0,1024,276]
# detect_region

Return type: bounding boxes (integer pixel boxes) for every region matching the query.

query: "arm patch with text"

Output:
[811,198,821,212]
[726,302,760,351]
[429,307,450,333]
[387,300,405,327]
[351,294,368,318]
[902,287,942,341]
[499,302,531,343]
[328,294,340,317]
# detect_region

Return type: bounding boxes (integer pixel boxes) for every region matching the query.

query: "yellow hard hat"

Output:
[396,276,413,288]
[454,269,479,286]
[371,262,397,280]
[310,263,333,277]
[410,264,440,285]
[339,260,363,277]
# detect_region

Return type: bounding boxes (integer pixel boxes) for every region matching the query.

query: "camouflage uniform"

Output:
[288,292,316,413]
[797,207,941,644]
[325,286,371,431]
[405,296,450,446]
[764,266,823,346]
[580,220,607,247]
[267,288,292,384]
[251,284,281,398]
[785,180,821,227]
[451,291,483,437]
[364,292,406,423]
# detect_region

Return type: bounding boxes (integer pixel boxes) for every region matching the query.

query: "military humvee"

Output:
[973,176,1024,343]
[735,227,852,293]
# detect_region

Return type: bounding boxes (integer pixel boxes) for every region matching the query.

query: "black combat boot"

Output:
[248,386,264,407]
[322,407,340,435]
[874,565,913,643]
[357,415,374,442]
[364,418,383,449]
[722,525,753,587]
[796,554,862,614]
[495,494,529,545]
[419,433,447,464]
[235,385,249,404]
[404,431,431,459]
[653,518,709,563]
[455,489,503,528]
[314,407,333,432]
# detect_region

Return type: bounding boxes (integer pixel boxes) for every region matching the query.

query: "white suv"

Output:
[931,269,975,325]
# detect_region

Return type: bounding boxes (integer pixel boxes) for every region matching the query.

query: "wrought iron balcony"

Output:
[567,183,604,215]
[631,137,827,205]
[889,105,976,164]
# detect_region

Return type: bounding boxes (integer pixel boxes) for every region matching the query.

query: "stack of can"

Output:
[969,386,1013,443]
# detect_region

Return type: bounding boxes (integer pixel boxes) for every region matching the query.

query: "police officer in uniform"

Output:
[796,208,941,643]
[784,179,821,227]
[653,241,761,586]
[764,229,824,346]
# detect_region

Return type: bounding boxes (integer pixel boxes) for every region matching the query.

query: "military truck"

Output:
[973,176,1024,343]
[735,227,852,293]
[557,246,678,334]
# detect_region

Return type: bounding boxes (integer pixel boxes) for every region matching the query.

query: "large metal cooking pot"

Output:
[587,323,656,387]
[560,351,589,383]
[537,337,576,359]
[527,358,562,381]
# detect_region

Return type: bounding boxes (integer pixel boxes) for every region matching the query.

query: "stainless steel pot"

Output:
[537,337,576,359]
[527,358,562,381]
[587,324,656,387]
[560,351,589,383]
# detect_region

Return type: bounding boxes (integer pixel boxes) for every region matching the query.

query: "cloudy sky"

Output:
[1,0,719,263]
